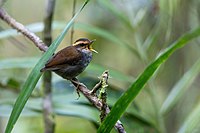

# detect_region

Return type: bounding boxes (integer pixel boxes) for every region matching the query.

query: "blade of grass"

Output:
[124,112,156,129]
[97,27,200,133]
[75,23,139,57]
[177,101,200,133]
[0,57,39,69]
[87,63,134,83]
[54,104,99,122]
[23,96,99,122]
[160,57,200,115]
[97,0,133,30]
[5,1,89,133]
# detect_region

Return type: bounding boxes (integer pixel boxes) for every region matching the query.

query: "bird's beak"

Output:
[89,39,98,53]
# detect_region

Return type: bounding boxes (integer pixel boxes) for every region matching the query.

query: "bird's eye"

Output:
[79,43,85,47]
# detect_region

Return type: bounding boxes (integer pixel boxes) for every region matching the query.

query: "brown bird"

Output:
[40,38,97,81]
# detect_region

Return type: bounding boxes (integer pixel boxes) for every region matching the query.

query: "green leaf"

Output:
[177,101,200,133]
[75,23,139,56]
[160,58,200,115]
[124,111,156,129]
[6,78,21,89]
[0,57,39,69]
[87,63,134,83]
[55,104,99,122]
[24,94,99,122]
[0,105,40,117]
[97,0,133,30]
[97,27,200,133]
[5,1,89,133]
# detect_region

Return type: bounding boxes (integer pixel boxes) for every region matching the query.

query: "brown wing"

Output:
[41,46,82,71]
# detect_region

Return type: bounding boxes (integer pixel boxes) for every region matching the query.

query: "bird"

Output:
[40,38,97,82]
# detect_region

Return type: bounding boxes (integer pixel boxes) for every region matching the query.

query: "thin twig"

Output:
[0,8,48,52]
[42,0,56,133]
[89,80,102,95]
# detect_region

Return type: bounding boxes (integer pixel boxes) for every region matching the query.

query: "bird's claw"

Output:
[70,78,86,99]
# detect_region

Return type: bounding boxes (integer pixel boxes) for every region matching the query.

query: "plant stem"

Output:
[70,0,76,44]
[42,0,56,133]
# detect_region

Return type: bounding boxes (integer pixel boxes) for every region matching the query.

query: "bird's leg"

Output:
[71,77,87,87]
[70,78,86,99]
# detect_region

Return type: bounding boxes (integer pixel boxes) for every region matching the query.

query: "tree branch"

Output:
[0,8,48,52]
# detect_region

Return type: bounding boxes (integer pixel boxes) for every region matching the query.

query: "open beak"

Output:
[89,39,98,53]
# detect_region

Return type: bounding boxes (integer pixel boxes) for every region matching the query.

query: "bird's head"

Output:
[73,38,98,53]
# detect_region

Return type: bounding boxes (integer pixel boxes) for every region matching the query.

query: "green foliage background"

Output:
[0,0,200,133]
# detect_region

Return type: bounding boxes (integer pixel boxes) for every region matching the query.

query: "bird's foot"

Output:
[70,78,86,99]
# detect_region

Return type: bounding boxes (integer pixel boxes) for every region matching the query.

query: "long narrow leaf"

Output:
[97,0,133,30]
[160,58,200,115]
[75,23,139,57]
[0,57,39,69]
[97,27,200,133]
[5,1,89,133]
[178,101,200,133]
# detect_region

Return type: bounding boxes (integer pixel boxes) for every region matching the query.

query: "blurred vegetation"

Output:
[1,0,200,133]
